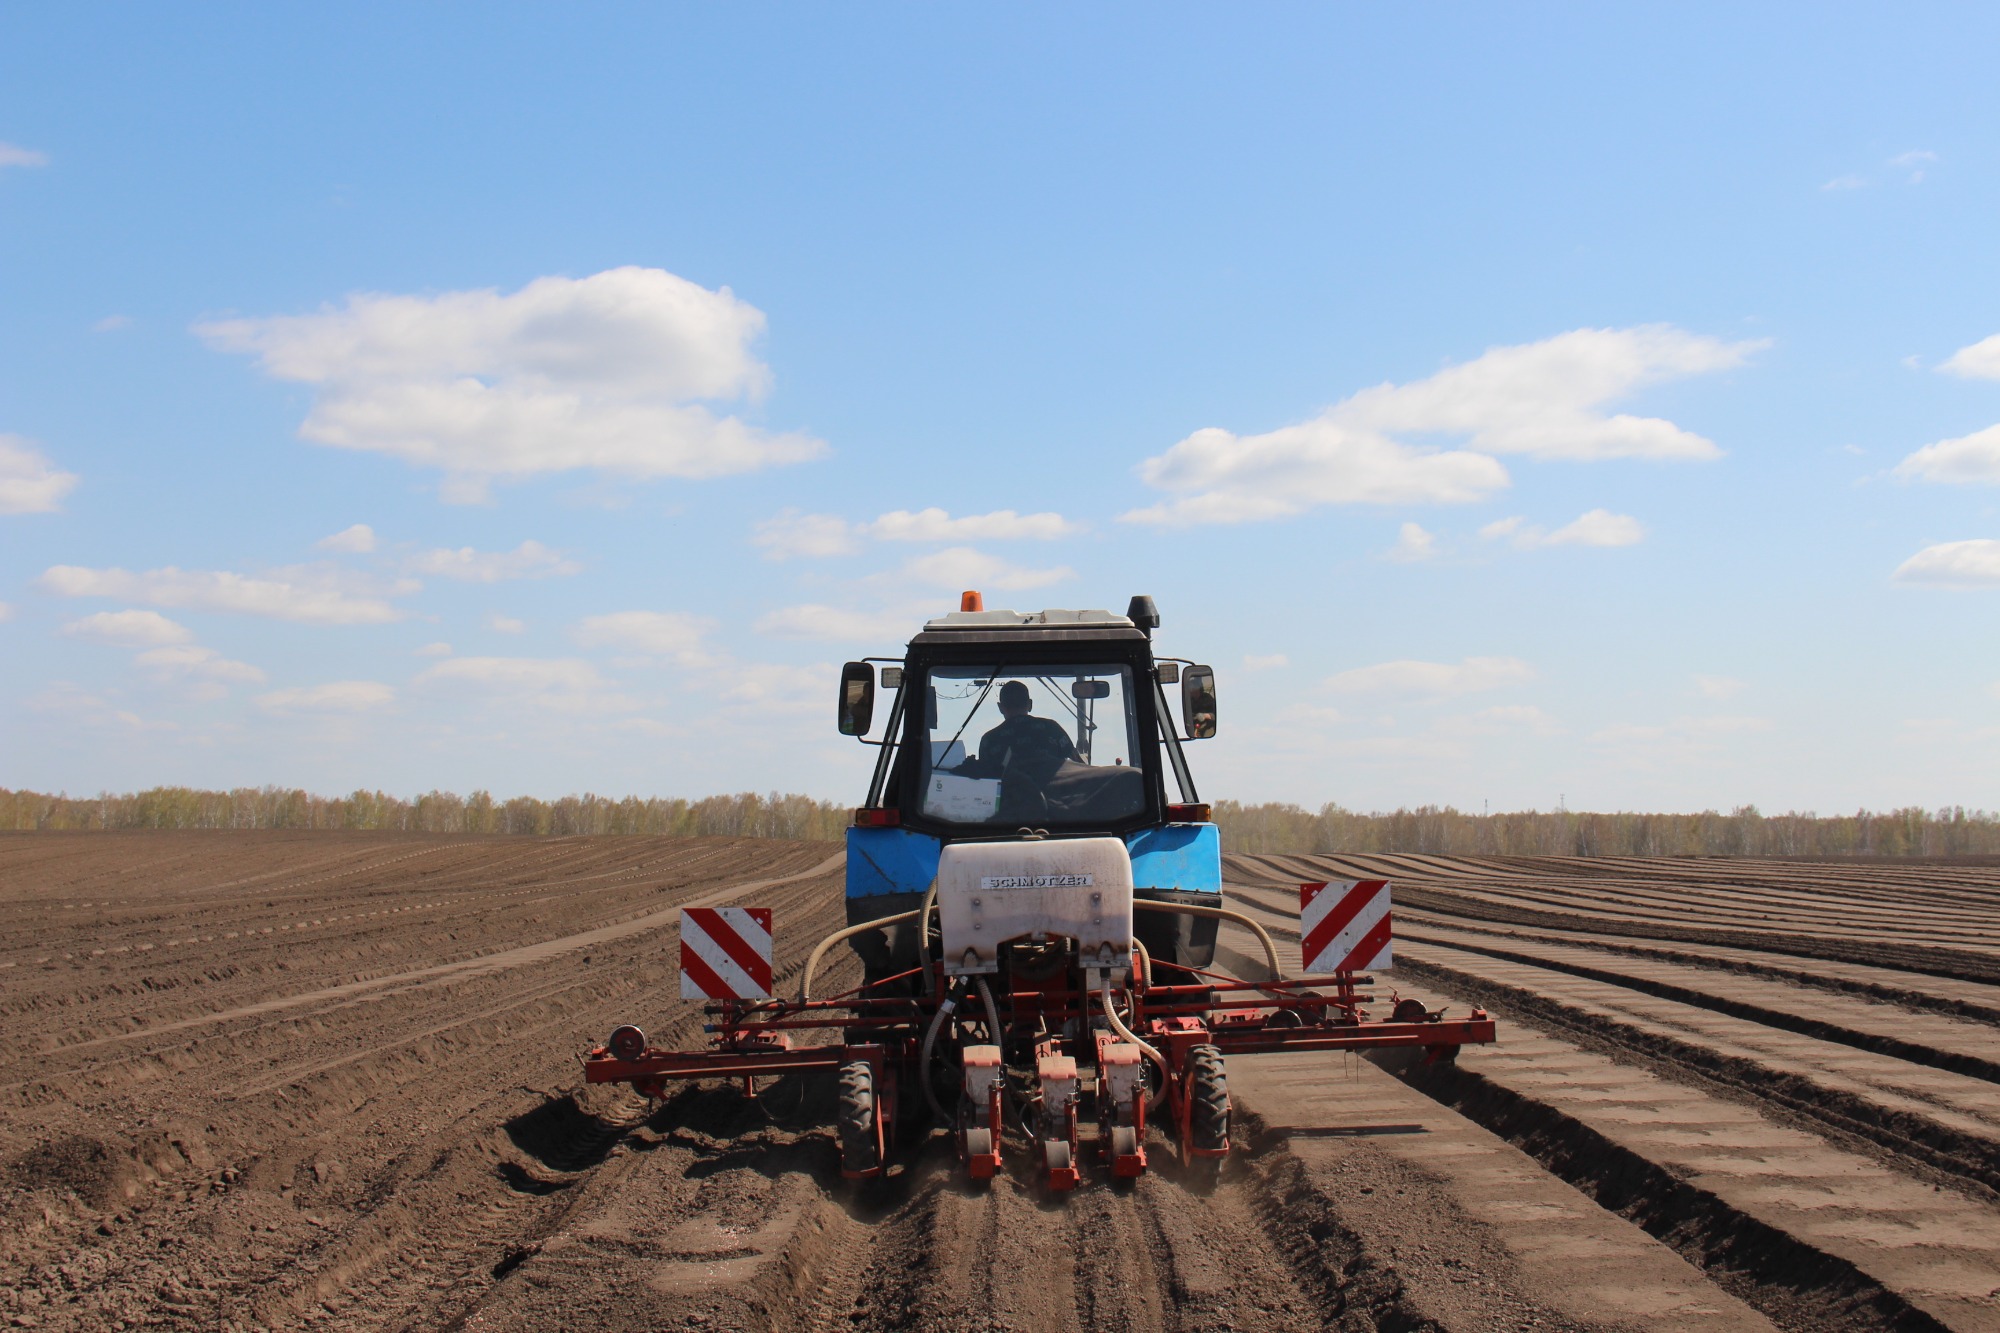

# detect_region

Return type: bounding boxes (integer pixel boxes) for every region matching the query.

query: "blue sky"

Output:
[3,6,1997,812]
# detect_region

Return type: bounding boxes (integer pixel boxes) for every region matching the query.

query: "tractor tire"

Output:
[1188,1043,1229,1144]
[836,1060,880,1175]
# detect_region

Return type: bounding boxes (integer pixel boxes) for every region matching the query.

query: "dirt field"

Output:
[4,833,1999,1332]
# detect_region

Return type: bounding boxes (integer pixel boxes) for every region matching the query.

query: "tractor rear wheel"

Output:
[837,1060,880,1175]
[1187,1044,1228,1185]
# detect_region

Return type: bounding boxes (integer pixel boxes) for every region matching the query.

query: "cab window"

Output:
[918,664,1146,827]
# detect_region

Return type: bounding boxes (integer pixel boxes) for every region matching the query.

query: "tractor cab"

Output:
[837,593,1224,981]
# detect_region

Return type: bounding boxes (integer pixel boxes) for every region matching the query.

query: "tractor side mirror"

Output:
[837,662,875,737]
[1181,665,1216,739]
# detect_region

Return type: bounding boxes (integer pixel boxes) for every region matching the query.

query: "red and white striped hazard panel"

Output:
[679,907,774,1000]
[1299,880,1392,973]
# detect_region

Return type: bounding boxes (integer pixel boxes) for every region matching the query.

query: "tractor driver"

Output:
[955,679,1080,816]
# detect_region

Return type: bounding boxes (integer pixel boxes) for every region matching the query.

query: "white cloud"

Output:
[413,656,635,714]
[0,435,80,514]
[754,509,859,560]
[60,610,261,695]
[31,682,178,732]
[1275,703,1345,727]
[897,546,1073,592]
[410,539,581,582]
[1695,674,1748,700]
[1323,656,1535,698]
[1325,735,1465,761]
[1124,426,1506,525]
[1590,722,1669,744]
[1435,704,1563,737]
[1545,509,1644,547]
[417,657,602,691]
[1690,718,1774,738]
[1892,149,1937,183]
[256,680,396,714]
[573,610,714,662]
[1334,328,1754,460]
[92,314,133,334]
[136,644,266,685]
[754,506,1082,560]
[1895,424,2000,485]
[316,523,377,553]
[1383,521,1437,563]
[754,604,922,642]
[1482,508,1645,549]
[866,508,1079,542]
[1482,703,1557,728]
[1826,154,1939,192]
[1592,715,1772,747]
[1124,326,1755,526]
[1893,539,2000,586]
[486,613,526,633]
[0,142,48,170]
[39,562,411,624]
[1242,653,1290,671]
[62,610,194,647]
[0,602,12,622]
[1940,335,2000,381]
[416,641,452,656]
[196,266,825,503]
[719,662,825,712]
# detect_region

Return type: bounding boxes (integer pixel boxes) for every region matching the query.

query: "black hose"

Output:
[974,975,1003,1047]
[919,981,965,1122]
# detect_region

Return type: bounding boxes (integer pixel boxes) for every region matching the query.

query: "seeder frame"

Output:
[584,940,1495,1190]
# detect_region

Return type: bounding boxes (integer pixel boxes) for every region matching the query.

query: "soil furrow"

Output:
[1397,927,2000,1085]
[1393,952,2000,1198]
[1395,1061,1952,1333]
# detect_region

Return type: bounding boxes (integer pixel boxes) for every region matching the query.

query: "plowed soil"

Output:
[5,833,1999,1332]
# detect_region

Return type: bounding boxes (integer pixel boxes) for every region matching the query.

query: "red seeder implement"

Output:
[584,879,1496,1192]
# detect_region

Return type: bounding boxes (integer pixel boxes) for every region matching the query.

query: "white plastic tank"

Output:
[936,837,1134,978]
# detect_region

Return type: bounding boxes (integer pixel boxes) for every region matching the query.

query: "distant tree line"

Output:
[1212,800,2000,859]
[3,787,1995,858]
[0,786,851,841]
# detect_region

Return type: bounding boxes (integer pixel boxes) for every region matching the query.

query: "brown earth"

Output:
[3,832,1998,1332]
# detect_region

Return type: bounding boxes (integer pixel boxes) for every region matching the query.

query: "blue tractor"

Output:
[837,593,1222,990]
[585,591,1494,1190]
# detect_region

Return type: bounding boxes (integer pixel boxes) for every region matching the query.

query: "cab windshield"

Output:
[917,663,1146,827]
